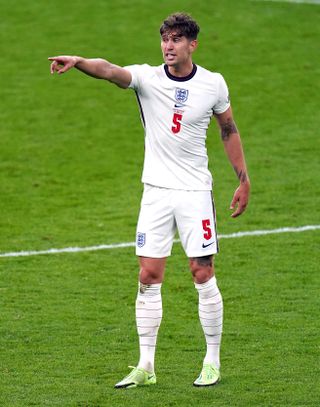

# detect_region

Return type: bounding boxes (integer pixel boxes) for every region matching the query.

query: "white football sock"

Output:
[195,276,223,368]
[136,282,162,373]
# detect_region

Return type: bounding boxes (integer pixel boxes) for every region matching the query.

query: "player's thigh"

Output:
[136,184,176,258]
[175,190,218,258]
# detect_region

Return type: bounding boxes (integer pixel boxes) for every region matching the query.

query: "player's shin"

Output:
[136,282,163,373]
[194,276,223,369]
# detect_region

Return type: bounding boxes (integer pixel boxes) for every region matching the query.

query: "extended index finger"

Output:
[48,56,61,62]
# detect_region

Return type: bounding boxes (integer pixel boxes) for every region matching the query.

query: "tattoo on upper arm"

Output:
[233,166,248,183]
[220,118,238,141]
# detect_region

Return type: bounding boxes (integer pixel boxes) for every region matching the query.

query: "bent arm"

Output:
[215,107,250,217]
[48,55,132,88]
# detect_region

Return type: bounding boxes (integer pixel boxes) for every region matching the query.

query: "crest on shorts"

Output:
[137,232,146,248]
[175,88,189,103]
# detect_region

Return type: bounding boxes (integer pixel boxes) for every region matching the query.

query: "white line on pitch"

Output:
[0,224,319,259]
[252,0,320,4]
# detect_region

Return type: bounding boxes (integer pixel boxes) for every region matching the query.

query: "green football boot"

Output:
[193,363,221,387]
[115,366,156,389]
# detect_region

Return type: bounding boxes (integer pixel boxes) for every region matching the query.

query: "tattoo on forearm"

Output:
[220,118,238,141]
[233,166,247,183]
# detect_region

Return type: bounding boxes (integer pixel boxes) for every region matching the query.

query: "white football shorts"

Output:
[136,184,218,258]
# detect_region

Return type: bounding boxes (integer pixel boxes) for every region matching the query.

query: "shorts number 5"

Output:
[202,219,212,240]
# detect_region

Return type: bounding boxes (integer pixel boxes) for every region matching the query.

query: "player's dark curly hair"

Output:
[160,12,200,40]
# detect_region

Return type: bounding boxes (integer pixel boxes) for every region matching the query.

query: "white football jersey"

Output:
[124,63,230,190]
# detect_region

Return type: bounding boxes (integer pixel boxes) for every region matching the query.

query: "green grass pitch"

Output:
[1,0,320,406]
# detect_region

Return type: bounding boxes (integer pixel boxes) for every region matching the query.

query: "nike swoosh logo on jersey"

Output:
[174,103,184,108]
[202,242,214,249]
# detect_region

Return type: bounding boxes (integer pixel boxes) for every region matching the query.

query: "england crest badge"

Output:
[137,232,146,248]
[175,88,189,103]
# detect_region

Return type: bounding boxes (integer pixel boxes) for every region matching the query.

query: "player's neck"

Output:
[167,60,194,78]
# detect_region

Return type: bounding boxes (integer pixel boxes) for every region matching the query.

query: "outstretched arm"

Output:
[215,107,250,218]
[48,55,132,88]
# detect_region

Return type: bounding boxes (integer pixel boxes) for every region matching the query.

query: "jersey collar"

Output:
[164,64,197,82]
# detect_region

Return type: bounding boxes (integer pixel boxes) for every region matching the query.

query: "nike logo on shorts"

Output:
[202,241,214,249]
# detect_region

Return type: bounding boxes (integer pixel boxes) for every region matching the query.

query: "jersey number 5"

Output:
[172,113,183,134]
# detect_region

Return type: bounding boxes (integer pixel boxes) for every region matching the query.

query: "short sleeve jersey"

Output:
[125,63,230,191]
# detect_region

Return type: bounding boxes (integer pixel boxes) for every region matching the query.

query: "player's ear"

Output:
[190,39,198,52]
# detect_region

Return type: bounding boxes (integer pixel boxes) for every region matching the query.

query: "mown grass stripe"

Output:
[1,225,319,258]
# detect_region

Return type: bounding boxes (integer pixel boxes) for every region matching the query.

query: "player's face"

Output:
[161,31,197,68]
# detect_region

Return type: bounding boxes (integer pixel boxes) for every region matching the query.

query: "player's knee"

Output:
[139,263,163,284]
[189,255,214,283]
